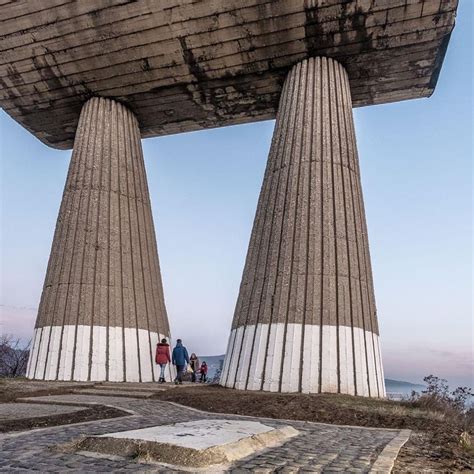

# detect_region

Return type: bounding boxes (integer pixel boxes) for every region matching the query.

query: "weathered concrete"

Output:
[221,57,384,397]
[26,97,172,383]
[0,1,458,149]
[79,419,299,467]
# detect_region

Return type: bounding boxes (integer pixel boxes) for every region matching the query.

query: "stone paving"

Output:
[0,394,407,472]
[0,403,86,421]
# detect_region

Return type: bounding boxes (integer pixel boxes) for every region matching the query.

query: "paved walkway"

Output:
[0,394,409,472]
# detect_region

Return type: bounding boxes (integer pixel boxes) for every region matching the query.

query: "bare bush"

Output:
[404,375,473,435]
[0,334,31,377]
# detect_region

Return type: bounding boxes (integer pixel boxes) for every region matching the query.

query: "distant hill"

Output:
[198,354,425,398]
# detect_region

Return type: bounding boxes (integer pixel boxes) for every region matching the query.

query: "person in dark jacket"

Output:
[172,339,189,385]
[199,361,208,383]
[155,338,171,383]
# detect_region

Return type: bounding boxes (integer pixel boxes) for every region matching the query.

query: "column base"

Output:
[221,323,385,397]
[26,325,174,383]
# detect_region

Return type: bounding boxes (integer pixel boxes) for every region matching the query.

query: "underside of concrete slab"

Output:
[0,0,458,149]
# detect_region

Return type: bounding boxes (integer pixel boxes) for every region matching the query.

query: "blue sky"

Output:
[1,2,472,387]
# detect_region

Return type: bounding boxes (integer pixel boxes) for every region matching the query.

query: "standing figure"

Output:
[200,361,208,383]
[155,338,171,383]
[172,339,189,385]
[189,353,200,383]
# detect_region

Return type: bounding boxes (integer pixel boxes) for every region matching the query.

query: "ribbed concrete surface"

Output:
[221,57,384,397]
[26,97,171,382]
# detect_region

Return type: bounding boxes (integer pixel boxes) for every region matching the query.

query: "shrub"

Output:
[404,375,473,435]
[0,334,30,377]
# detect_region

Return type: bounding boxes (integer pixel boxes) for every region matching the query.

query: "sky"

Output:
[1,2,472,388]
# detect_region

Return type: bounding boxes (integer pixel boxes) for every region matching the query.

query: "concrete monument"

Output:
[0,1,457,391]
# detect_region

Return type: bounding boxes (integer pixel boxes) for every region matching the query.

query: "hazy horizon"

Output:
[1,2,472,389]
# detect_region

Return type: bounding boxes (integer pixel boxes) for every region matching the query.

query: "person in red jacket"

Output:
[155,338,171,383]
[199,361,208,383]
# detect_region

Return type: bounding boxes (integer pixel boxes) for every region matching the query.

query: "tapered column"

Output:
[221,57,385,397]
[26,97,172,382]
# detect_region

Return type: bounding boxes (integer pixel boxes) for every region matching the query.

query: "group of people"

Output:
[155,338,208,384]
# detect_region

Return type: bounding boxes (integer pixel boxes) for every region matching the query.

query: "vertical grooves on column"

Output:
[299,57,314,392]
[69,98,98,380]
[116,103,127,381]
[348,90,380,397]
[335,63,358,395]
[278,60,307,392]
[122,107,142,382]
[342,76,372,397]
[228,74,293,389]
[357,146,381,396]
[72,98,100,380]
[130,113,155,381]
[259,66,300,390]
[87,99,106,381]
[328,59,341,393]
[135,122,168,340]
[55,101,92,380]
[106,100,112,381]
[38,101,89,379]
[318,58,326,393]
[228,76,287,387]
[135,135,168,340]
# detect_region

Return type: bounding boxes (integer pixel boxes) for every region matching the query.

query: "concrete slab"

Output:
[100,419,274,449]
[0,403,86,421]
[0,1,458,149]
[77,419,299,467]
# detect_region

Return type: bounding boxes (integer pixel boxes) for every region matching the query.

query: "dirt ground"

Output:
[151,384,473,472]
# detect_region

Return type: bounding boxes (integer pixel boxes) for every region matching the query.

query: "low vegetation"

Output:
[0,334,30,377]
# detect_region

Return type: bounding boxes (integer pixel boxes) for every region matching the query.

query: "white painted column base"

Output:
[27,325,173,383]
[221,323,385,398]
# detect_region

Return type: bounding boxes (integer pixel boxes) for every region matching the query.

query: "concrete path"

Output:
[0,394,409,472]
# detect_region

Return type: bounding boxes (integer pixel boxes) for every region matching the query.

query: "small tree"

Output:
[0,334,31,377]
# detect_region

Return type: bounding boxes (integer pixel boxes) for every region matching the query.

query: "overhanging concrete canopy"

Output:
[0,0,457,149]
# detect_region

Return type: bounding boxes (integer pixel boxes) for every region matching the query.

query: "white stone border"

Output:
[222,323,385,397]
[27,325,174,383]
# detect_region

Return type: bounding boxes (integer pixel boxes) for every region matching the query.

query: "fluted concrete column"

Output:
[26,97,172,382]
[221,57,385,397]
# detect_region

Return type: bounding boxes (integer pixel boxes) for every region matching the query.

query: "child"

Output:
[199,361,208,383]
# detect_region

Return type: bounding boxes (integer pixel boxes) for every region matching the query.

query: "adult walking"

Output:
[172,339,189,385]
[155,338,171,383]
[189,353,200,383]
